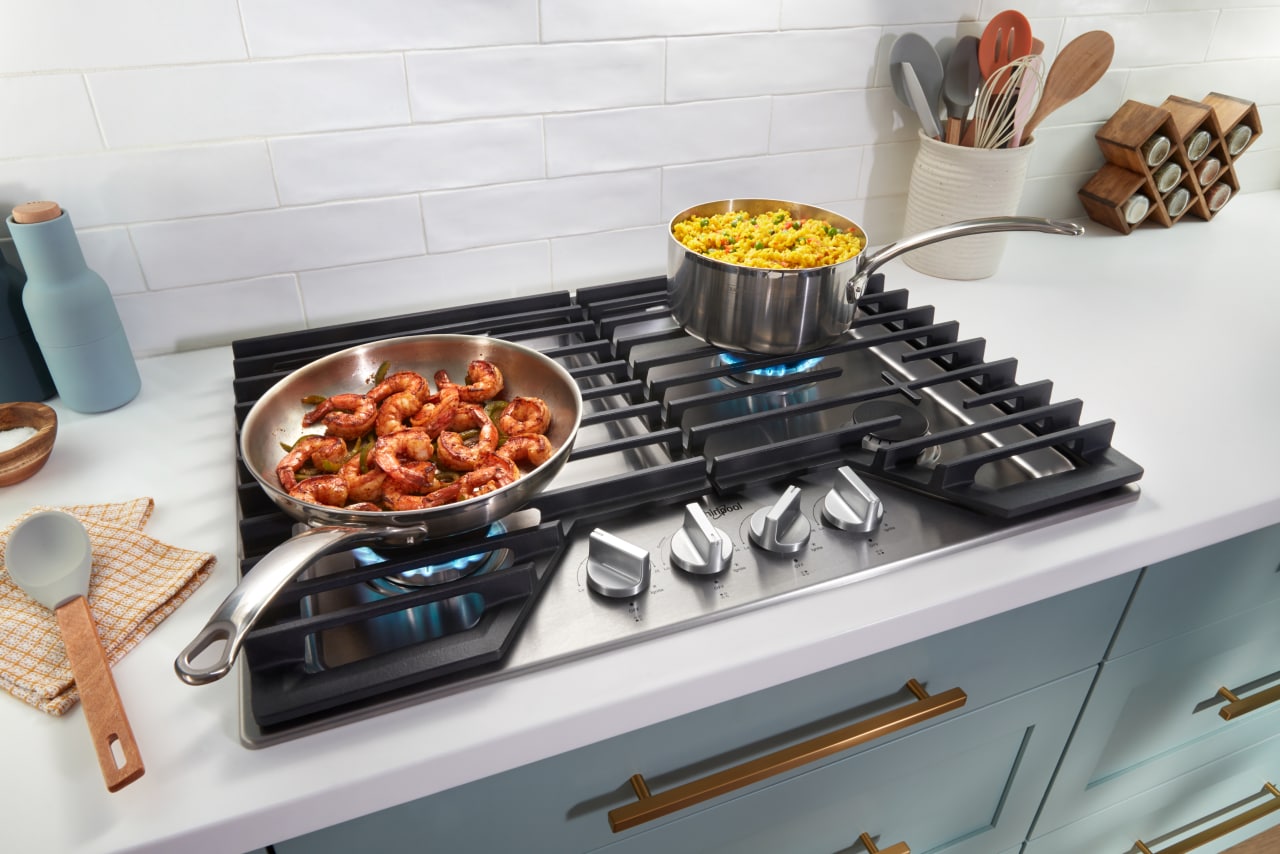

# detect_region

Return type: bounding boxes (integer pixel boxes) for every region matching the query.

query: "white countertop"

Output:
[2,192,1279,854]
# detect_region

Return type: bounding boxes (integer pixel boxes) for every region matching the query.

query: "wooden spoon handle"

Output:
[56,596,145,792]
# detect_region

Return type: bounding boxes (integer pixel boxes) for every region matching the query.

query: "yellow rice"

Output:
[672,209,865,269]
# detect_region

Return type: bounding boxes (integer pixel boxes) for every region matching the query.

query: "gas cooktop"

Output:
[229,274,1142,747]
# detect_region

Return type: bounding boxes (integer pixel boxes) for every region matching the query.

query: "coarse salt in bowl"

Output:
[0,402,57,486]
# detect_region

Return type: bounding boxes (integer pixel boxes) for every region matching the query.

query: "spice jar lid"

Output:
[10,201,63,225]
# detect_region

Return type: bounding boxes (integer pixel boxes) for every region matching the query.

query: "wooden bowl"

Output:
[0,402,58,487]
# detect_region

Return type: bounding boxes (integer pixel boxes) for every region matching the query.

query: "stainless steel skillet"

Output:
[175,334,583,686]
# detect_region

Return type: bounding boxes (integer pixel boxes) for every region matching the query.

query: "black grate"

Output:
[231,273,1142,735]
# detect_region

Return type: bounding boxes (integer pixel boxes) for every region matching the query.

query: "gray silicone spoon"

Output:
[942,35,982,144]
[5,510,145,791]
[889,33,945,139]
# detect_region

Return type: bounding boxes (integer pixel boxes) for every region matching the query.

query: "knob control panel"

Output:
[748,485,811,554]
[822,466,884,534]
[586,528,651,598]
[670,503,733,575]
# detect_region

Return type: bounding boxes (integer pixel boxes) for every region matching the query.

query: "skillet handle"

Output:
[174,525,377,686]
[845,216,1084,301]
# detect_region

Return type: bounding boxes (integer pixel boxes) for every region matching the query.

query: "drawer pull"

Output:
[1135,781,1280,853]
[607,678,966,833]
[857,830,910,854]
[1217,684,1280,721]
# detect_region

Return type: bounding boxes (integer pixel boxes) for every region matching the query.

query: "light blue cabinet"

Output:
[1032,522,1280,849]
[274,574,1135,854]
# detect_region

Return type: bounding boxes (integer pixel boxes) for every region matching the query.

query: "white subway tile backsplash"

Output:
[542,0,781,41]
[661,148,864,218]
[0,76,102,159]
[298,243,551,326]
[1209,9,1280,61]
[241,0,537,56]
[550,226,668,289]
[1125,59,1280,109]
[783,0,980,29]
[0,143,277,230]
[771,89,916,153]
[88,56,409,148]
[0,0,246,75]
[407,42,665,122]
[0,1,1271,357]
[271,119,545,206]
[545,99,772,177]
[129,197,425,289]
[79,230,147,296]
[116,276,304,357]
[420,171,662,253]
[667,29,881,102]
[1061,14,1217,68]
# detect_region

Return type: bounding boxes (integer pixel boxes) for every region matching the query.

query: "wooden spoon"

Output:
[1019,30,1115,143]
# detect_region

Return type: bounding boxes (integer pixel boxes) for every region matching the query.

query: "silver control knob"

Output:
[749,485,811,554]
[586,528,650,599]
[822,466,884,534]
[670,503,733,575]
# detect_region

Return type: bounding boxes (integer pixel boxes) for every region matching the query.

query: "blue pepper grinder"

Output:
[8,201,140,413]
[0,248,57,404]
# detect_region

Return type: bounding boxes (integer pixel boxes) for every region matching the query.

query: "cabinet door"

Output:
[589,671,1093,854]
[1114,522,1280,656]
[1026,730,1280,854]
[1036,596,1280,835]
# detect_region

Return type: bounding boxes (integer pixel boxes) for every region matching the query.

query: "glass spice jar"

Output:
[1154,162,1182,194]
[1186,129,1212,162]
[1196,156,1221,187]
[1166,186,1191,218]
[1206,182,1232,212]
[1226,124,1252,156]
[1122,193,1150,225]
[1141,134,1171,167]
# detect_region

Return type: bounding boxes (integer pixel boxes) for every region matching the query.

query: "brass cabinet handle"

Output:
[1135,782,1280,853]
[1217,684,1280,721]
[857,830,910,854]
[607,679,966,833]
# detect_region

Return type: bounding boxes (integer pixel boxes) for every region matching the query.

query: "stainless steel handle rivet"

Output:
[822,467,885,534]
[749,485,811,555]
[670,504,733,575]
[586,528,651,599]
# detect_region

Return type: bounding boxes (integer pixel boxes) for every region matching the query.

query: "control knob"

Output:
[822,466,884,533]
[585,528,650,599]
[670,503,733,575]
[748,485,811,554]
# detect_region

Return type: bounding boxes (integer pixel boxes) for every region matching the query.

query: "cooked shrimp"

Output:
[371,429,437,490]
[436,416,500,472]
[434,359,504,403]
[448,402,490,431]
[380,462,446,509]
[459,452,520,498]
[498,396,551,436]
[368,370,428,405]
[376,390,425,436]
[409,386,460,438]
[496,433,555,467]
[288,474,348,508]
[340,455,388,504]
[345,502,382,512]
[302,393,378,440]
[277,435,348,492]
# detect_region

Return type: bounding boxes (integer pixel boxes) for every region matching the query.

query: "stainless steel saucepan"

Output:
[175,334,583,686]
[667,198,1083,356]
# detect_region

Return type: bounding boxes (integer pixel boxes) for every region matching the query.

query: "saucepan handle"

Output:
[174,525,385,685]
[845,216,1084,302]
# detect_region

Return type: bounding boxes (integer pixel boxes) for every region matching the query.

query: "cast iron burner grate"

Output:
[228,273,1142,741]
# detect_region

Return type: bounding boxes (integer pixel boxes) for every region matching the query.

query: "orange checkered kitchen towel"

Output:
[0,498,215,715]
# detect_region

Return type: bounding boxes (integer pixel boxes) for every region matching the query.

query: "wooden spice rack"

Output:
[1079,92,1262,234]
